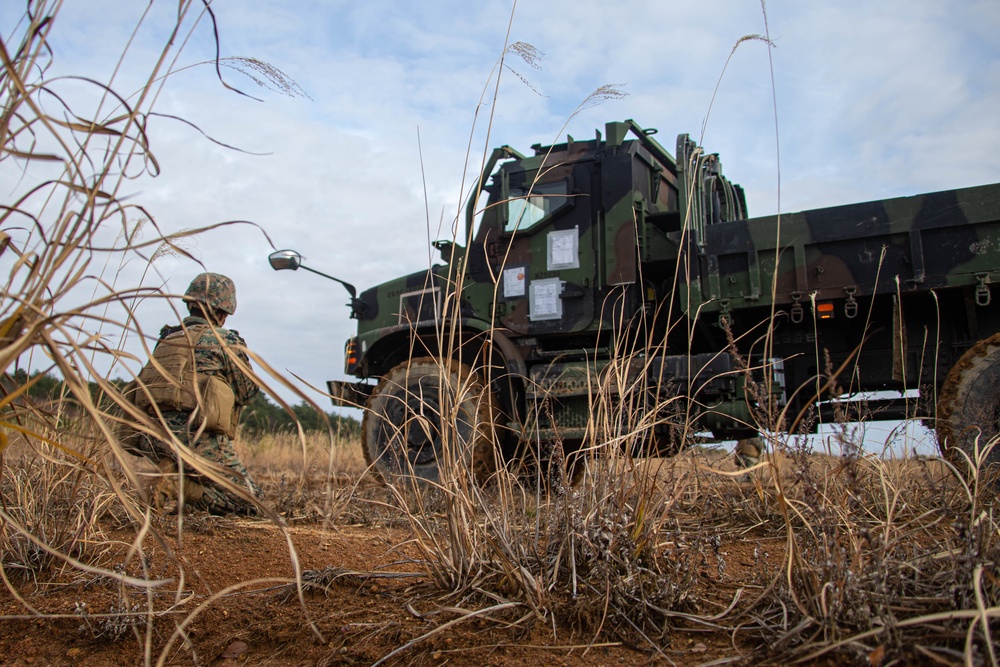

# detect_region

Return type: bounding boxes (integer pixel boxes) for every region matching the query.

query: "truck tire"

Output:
[362,357,496,485]
[936,332,1000,474]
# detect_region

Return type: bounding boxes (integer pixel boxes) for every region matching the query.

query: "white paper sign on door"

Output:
[547,228,579,271]
[529,278,562,321]
[503,266,526,298]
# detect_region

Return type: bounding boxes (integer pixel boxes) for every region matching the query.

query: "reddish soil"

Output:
[0,479,780,667]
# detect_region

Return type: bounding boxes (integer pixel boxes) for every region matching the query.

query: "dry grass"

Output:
[238,429,366,482]
[237,429,368,524]
[368,423,997,663]
[0,443,120,584]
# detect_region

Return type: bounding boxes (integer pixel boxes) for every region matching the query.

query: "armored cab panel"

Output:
[462,133,684,343]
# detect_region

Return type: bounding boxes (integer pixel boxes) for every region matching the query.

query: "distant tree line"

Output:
[3,370,359,437]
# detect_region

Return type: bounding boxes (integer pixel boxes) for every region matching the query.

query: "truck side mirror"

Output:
[432,239,457,264]
[266,249,361,307]
[268,249,302,271]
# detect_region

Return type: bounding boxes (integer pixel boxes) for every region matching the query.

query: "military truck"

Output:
[270,120,1000,482]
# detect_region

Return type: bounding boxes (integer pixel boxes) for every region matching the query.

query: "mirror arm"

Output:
[269,249,366,316]
[297,265,357,300]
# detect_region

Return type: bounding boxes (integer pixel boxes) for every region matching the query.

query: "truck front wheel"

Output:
[936,332,1000,475]
[362,357,496,484]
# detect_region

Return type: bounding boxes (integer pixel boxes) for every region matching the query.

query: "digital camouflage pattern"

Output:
[165,316,259,406]
[133,314,260,514]
[128,409,262,514]
[327,121,1000,476]
[183,272,238,315]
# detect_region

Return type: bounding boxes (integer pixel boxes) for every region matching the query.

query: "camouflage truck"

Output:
[271,120,1000,482]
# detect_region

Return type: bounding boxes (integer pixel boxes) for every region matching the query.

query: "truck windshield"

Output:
[505,180,569,233]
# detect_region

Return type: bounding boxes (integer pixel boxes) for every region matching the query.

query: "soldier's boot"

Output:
[153,460,206,513]
[734,437,764,482]
[152,459,178,512]
[193,483,259,516]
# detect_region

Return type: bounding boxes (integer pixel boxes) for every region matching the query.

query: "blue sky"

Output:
[3,0,999,450]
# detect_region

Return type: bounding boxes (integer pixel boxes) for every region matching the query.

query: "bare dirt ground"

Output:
[0,513,771,667]
[2,447,973,667]
[0,467,792,667]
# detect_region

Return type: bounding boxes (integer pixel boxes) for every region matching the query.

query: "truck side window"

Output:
[505,180,569,233]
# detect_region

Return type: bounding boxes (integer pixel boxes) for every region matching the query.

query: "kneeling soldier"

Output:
[125,272,262,515]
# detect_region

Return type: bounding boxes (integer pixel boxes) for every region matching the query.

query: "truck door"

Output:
[492,158,599,336]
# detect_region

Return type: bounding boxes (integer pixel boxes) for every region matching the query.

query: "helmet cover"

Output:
[182,272,237,315]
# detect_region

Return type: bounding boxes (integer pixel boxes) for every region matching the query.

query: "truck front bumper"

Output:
[326,380,373,408]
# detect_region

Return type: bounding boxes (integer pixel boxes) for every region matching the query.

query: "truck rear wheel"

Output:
[936,333,1000,474]
[362,357,496,485]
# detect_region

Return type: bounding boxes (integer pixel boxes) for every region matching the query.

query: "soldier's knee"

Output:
[734,437,764,470]
[152,470,206,513]
[735,437,763,458]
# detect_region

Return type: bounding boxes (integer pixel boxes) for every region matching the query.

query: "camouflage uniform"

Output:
[734,437,763,483]
[130,273,262,515]
[734,437,763,468]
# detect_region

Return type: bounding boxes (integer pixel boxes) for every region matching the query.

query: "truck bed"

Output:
[688,182,1000,311]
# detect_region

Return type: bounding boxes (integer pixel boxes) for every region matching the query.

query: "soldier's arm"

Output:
[222,329,260,405]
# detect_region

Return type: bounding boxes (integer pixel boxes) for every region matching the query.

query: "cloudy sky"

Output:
[3,0,999,446]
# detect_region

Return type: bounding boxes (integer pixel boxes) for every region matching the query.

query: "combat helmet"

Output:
[183,272,237,315]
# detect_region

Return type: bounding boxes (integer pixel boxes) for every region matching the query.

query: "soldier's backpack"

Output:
[130,324,239,438]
